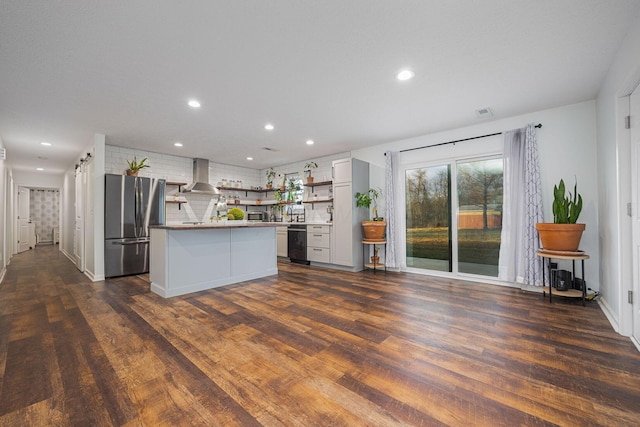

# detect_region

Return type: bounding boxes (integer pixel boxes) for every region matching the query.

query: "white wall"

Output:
[0,137,7,281]
[596,11,640,335]
[60,167,75,261]
[12,170,64,188]
[353,101,600,290]
[85,134,105,281]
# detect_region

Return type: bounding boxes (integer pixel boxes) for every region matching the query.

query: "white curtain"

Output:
[385,151,399,268]
[498,123,544,286]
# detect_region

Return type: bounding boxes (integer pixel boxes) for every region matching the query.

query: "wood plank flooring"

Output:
[1,245,639,426]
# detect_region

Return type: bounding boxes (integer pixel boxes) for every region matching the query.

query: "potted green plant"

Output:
[126,156,150,176]
[355,187,386,241]
[304,161,318,184]
[536,178,585,252]
[265,168,276,190]
[279,174,286,191]
[371,246,381,265]
[287,177,300,203]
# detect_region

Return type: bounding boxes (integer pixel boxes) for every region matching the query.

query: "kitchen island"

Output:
[149,222,285,298]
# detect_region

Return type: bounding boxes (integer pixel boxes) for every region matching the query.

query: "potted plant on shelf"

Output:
[355,187,386,241]
[304,161,318,184]
[279,174,286,191]
[265,168,276,190]
[536,178,585,252]
[126,156,150,176]
[287,177,300,203]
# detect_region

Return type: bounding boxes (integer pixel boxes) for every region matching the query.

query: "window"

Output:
[405,156,503,277]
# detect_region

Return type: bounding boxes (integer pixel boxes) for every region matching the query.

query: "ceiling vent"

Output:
[262,147,278,152]
[0,148,5,160]
[475,107,493,118]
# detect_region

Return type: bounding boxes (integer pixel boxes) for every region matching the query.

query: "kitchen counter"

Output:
[149,223,281,298]
[155,222,287,230]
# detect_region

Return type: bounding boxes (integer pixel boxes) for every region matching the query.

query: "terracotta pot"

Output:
[535,223,586,252]
[266,184,273,190]
[362,221,386,242]
[126,170,138,176]
[370,256,380,265]
[307,176,314,184]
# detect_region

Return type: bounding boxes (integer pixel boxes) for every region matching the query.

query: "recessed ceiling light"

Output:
[306,140,314,145]
[41,142,51,146]
[246,157,253,161]
[396,69,415,81]
[36,168,44,171]
[174,142,183,147]
[187,99,201,108]
[264,123,274,131]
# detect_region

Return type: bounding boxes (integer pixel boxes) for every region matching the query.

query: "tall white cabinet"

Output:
[331,158,369,269]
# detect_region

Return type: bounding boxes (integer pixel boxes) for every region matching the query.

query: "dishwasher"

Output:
[287,224,309,265]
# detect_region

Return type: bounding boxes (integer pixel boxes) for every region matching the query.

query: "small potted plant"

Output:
[304,161,318,184]
[279,174,287,191]
[536,178,585,252]
[126,156,150,176]
[265,168,276,190]
[371,246,381,265]
[355,187,386,241]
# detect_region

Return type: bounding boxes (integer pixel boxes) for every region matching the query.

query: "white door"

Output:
[631,85,640,345]
[17,187,30,253]
[74,166,85,271]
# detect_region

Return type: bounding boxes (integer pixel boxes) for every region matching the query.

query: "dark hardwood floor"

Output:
[1,245,639,426]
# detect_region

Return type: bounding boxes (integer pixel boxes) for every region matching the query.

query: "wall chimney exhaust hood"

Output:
[183,158,219,195]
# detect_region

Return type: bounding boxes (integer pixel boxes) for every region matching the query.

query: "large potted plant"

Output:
[355,187,386,241]
[536,178,585,252]
[126,156,150,176]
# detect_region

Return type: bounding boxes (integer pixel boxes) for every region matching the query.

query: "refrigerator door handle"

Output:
[111,239,150,245]
[134,177,144,238]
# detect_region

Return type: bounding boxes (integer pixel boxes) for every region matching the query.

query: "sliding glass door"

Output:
[405,157,503,277]
[456,158,503,276]
[406,164,451,271]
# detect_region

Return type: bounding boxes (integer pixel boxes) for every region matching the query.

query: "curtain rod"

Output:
[388,123,542,155]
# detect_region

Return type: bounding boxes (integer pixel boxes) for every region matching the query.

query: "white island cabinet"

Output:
[149,223,282,298]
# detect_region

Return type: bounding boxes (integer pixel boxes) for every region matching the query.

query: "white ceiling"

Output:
[1,1,639,174]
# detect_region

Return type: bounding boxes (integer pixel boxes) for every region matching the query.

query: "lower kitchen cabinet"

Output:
[276,226,288,257]
[307,225,331,263]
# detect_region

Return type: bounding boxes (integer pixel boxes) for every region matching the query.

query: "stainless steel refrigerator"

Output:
[104,174,165,278]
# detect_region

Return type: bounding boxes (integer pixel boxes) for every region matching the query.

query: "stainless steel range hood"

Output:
[183,158,219,195]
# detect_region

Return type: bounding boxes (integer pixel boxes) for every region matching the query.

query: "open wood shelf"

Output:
[304,180,332,189]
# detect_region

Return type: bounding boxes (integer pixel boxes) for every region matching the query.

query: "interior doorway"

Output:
[17,186,32,253]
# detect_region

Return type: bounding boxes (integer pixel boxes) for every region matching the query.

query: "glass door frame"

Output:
[401,152,503,280]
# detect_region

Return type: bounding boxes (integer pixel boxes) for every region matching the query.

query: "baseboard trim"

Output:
[598,297,621,334]
[61,248,76,264]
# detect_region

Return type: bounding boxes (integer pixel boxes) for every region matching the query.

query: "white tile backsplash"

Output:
[105,145,349,225]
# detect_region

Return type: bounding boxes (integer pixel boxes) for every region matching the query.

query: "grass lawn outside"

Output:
[406,227,502,266]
